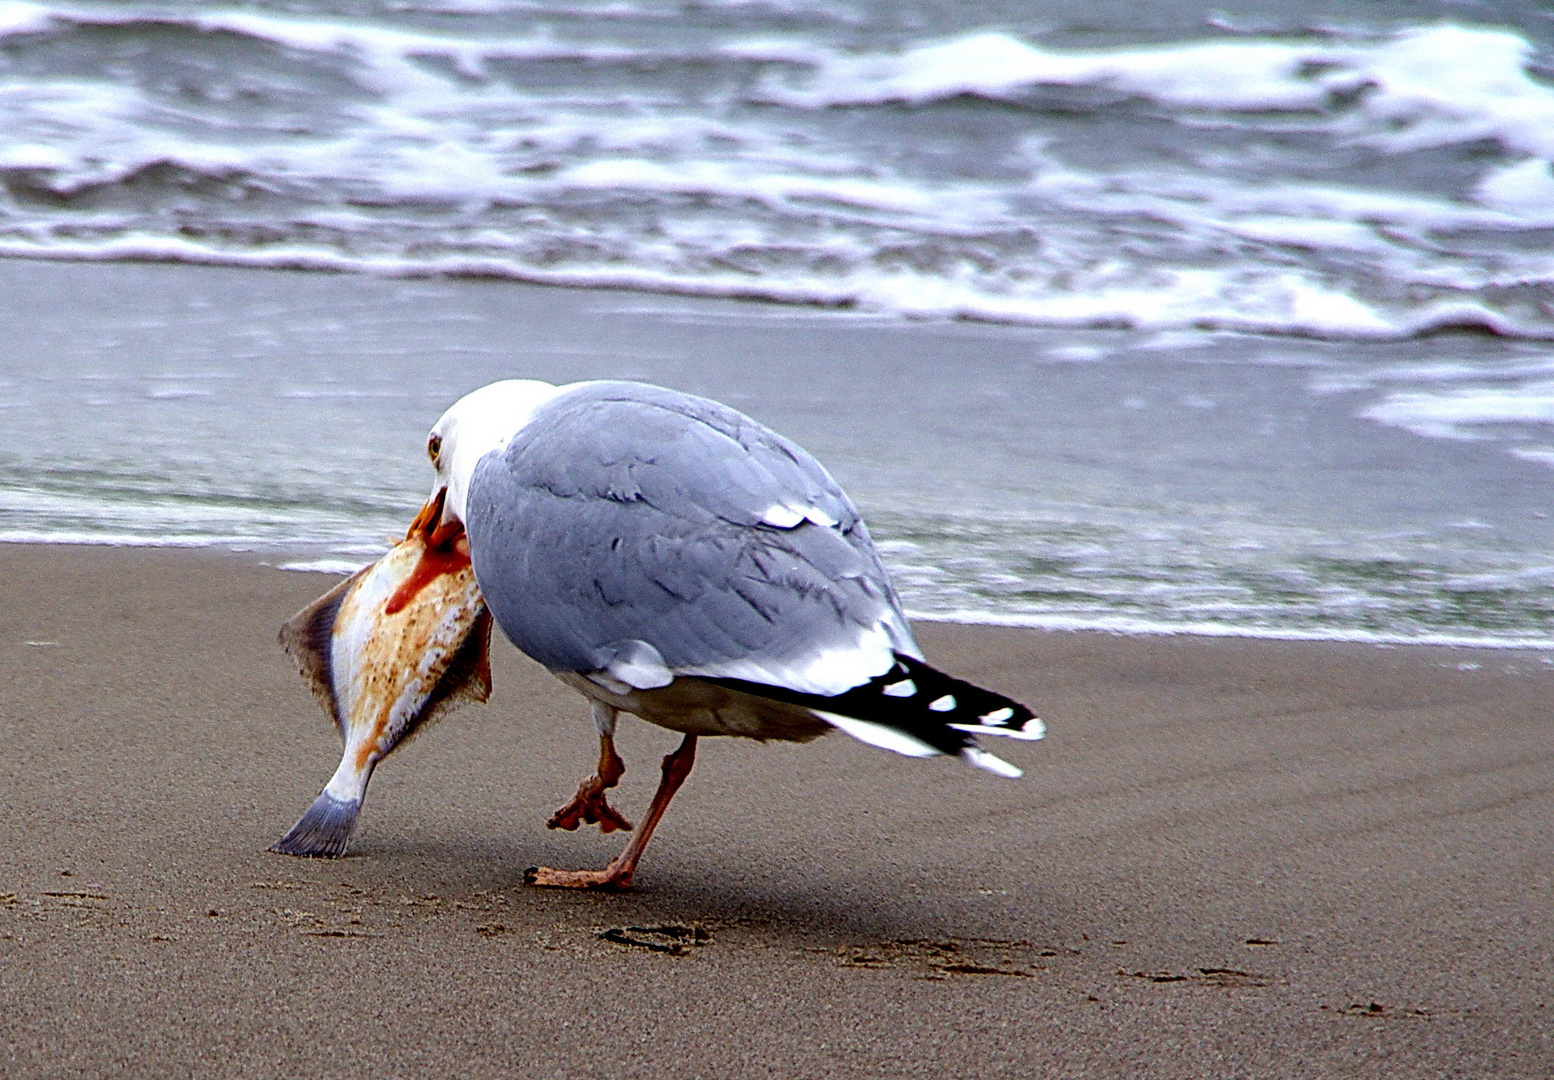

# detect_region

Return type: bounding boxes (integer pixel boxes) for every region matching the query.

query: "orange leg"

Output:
[547,733,633,834]
[526,733,698,891]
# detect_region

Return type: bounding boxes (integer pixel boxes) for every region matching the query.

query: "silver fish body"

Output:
[271,518,491,858]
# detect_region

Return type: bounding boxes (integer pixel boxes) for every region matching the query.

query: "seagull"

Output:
[419,379,1043,889]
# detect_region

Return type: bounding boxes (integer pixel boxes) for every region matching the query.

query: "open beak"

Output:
[405,488,465,550]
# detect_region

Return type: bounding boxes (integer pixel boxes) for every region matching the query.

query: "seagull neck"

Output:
[441,380,570,523]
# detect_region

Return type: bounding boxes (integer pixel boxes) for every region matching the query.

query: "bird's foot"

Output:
[524,865,633,891]
[529,733,695,895]
[546,778,633,834]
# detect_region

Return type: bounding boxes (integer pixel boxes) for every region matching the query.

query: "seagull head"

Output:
[421,379,564,529]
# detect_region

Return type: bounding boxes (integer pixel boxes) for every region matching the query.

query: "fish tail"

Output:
[269,792,361,858]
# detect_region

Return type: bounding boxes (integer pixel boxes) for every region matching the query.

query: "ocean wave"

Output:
[5,232,1549,342]
[1,9,1553,340]
[741,32,1344,110]
[0,3,650,64]
[8,12,1553,169]
[748,24,1554,162]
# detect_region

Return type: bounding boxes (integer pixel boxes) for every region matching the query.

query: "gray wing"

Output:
[464,381,920,696]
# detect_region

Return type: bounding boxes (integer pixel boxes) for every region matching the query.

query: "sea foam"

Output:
[0,9,1552,341]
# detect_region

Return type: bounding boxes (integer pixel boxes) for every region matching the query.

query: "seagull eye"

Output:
[427,434,442,464]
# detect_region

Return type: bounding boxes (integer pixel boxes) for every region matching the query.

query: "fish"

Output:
[270,491,493,858]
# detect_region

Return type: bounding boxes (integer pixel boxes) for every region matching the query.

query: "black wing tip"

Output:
[269,793,360,858]
[890,656,1046,742]
[709,653,1042,759]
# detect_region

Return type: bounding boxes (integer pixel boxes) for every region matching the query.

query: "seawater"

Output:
[3,1,1554,338]
[0,1,1552,646]
[3,259,1553,648]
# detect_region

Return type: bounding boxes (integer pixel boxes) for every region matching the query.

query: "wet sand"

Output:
[1,543,1551,1077]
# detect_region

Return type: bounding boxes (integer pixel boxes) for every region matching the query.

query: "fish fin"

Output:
[269,791,361,858]
[444,606,494,706]
[278,568,367,735]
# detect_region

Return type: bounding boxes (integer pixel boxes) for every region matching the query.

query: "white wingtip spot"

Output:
[761,504,804,528]
[962,747,1023,778]
[812,710,940,758]
[763,504,838,529]
[947,716,1046,741]
[882,679,917,698]
[928,694,957,712]
[979,707,1014,724]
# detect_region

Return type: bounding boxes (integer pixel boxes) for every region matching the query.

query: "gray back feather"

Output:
[465,381,918,684]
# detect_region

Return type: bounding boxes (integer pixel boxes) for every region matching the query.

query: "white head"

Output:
[426,379,564,524]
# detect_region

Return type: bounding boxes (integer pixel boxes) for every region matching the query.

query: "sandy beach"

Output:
[1,542,1550,1077]
[7,2,1554,1074]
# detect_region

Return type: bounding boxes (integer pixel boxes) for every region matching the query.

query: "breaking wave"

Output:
[0,6,1552,338]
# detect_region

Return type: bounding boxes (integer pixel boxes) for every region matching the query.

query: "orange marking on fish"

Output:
[385,518,470,616]
[354,713,389,773]
[354,737,376,774]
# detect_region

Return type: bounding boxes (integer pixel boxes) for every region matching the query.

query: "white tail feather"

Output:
[811,710,939,757]
[961,747,1023,778]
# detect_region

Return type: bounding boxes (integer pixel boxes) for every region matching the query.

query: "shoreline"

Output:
[9,537,1553,654]
[6,256,1553,648]
[2,542,1551,1076]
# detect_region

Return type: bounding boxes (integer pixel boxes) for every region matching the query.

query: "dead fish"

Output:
[271,491,492,858]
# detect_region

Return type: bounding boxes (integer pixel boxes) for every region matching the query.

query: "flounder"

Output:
[271,492,492,858]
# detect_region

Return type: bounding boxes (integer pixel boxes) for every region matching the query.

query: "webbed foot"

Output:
[526,734,698,895]
[546,779,633,834]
